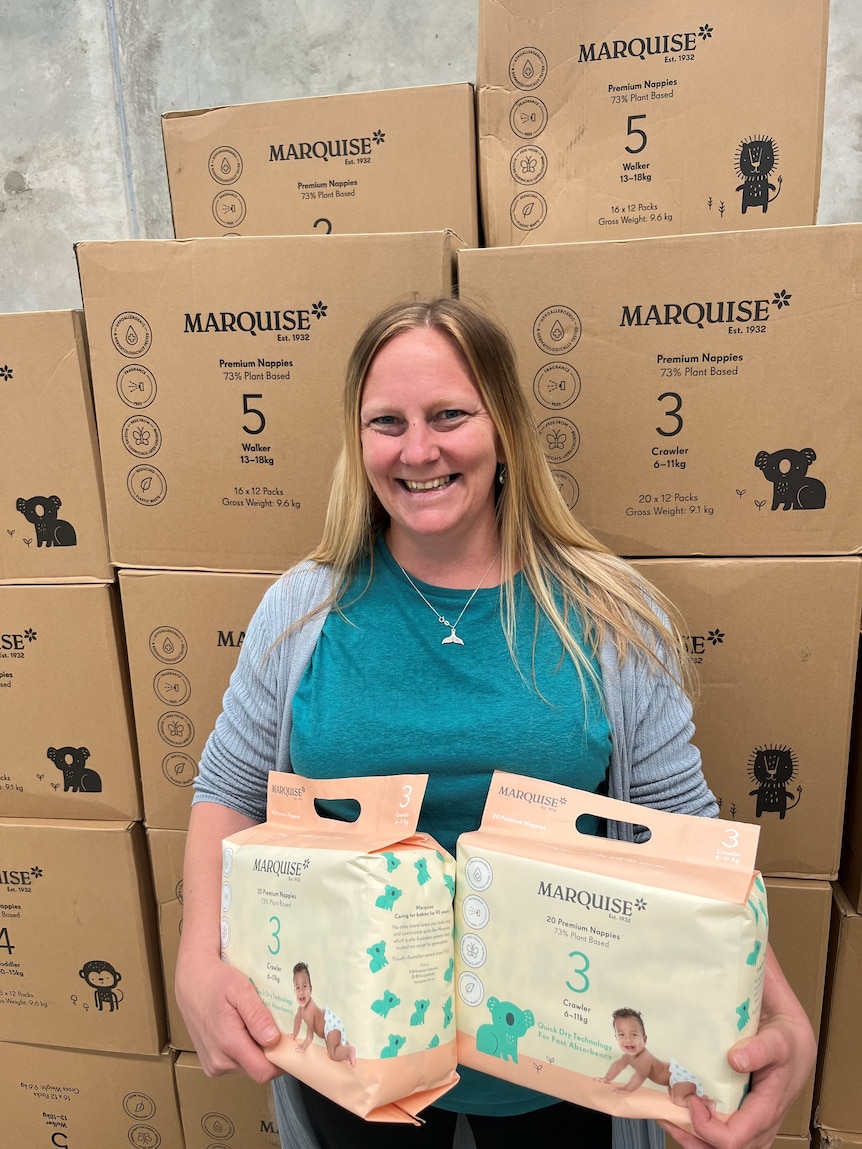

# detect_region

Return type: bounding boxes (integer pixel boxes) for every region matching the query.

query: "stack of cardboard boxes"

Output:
[1,1,860,1144]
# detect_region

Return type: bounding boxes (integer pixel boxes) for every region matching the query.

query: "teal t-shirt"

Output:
[290,538,612,1115]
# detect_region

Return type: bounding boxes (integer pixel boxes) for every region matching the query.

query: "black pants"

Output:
[298,1082,612,1148]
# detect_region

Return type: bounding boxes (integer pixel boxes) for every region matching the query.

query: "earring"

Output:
[497,464,507,485]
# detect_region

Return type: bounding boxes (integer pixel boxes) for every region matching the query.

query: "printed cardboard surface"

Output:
[147,827,192,1051]
[0,818,165,1054]
[814,885,862,1133]
[0,309,111,582]
[120,569,278,829]
[765,878,832,1137]
[175,1051,281,1147]
[163,82,478,246]
[75,230,462,572]
[477,0,828,245]
[0,581,142,820]
[458,224,862,557]
[0,1042,183,1149]
[222,773,459,1121]
[454,772,767,1130]
[633,558,862,878]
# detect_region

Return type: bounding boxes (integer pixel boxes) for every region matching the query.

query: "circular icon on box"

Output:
[533,362,581,410]
[511,191,547,232]
[510,145,547,186]
[213,190,246,227]
[539,418,580,465]
[220,916,231,949]
[533,306,582,355]
[116,364,157,409]
[458,971,485,1008]
[176,878,184,904]
[154,668,191,706]
[111,312,153,359]
[202,1112,235,1139]
[509,46,548,91]
[128,1126,161,1149]
[149,626,188,664]
[127,464,168,506]
[510,96,548,140]
[122,415,162,459]
[158,710,195,748]
[161,752,197,788]
[208,146,243,185]
[123,1093,157,1121]
[459,933,488,969]
[223,846,234,878]
[551,469,580,510]
[221,881,232,912]
[465,857,493,892]
[462,895,490,930]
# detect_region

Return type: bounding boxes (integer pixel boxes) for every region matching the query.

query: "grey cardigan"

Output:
[195,562,717,1149]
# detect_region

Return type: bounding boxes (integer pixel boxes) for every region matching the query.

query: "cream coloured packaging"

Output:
[221,772,458,1122]
[454,772,767,1129]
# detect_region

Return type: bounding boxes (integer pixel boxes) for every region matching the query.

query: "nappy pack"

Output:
[454,772,768,1128]
[220,772,458,1122]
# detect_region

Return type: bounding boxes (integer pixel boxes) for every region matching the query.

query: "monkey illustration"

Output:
[79,959,124,1011]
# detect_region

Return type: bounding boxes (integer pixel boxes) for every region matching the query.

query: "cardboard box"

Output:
[458,223,862,557]
[0,1041,184,1148]
[766,878,832,1137]
[76,230,462,572]
[0,310,111,583]
[816,1133,862,1149]
[0,818,165,1054]
[120,569,278,829]
[477,0,828,245]
[633,558,862,879]
[162,82,479,246]
[0,581,141,820]
[175,1051,280,1147]
[147,827,191,1051]
[839,638,862,913]
[814,885,862,1133]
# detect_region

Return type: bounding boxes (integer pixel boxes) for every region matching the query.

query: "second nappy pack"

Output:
[454,772,768,1128]
[221,772,458,1122]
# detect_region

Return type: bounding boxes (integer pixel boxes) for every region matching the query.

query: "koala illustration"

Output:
[754,448,826,511]
[370,989,401,1019]
[476,996,535,1063]
[414,857,431,885]
[410,999,431,1026]
[16,495,77,547]
[380,1034,406,1058]
[375,884,402,911]
[366,941,389,973]
[79,959,123,1011]
[47,746,102,793]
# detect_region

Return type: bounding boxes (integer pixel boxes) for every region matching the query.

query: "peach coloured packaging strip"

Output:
[454,771,767,1130]
[221,772,458,1123]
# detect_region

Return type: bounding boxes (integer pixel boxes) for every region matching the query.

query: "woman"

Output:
[176,297,815,1149]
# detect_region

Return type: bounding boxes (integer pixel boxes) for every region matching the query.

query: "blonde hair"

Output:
[306,296,695,695]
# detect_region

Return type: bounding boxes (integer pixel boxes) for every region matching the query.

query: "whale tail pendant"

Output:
[442,628,464,646]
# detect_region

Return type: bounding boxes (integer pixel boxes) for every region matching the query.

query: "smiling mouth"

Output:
[400,476,456,491]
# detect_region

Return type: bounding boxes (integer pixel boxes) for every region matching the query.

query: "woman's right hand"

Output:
[175,949,283,1083]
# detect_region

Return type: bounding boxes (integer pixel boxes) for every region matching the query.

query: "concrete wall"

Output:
[1,0,858,314]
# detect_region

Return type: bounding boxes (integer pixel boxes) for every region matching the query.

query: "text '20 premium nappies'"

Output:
[221,773,458,1122]
[455,772,767,1129]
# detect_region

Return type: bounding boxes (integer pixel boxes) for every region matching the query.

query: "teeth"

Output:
[403,477,452,491]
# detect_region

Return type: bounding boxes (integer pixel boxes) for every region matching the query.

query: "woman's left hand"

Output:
[660,946,817,1149]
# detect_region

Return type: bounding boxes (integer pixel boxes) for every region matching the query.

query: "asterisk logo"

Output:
[24,628,37,642]
[698,24,713,39]
[31,866,43,879]
[635,898,647,911]
[559,796,567,805]
[0,365,12,380]
[311,301,328,320]
[707,629,725,646]
[773,289,792,309]
[302,857,311,870]
[373,129,385,145]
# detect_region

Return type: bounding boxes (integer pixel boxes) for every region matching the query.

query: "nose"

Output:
[399,419,440,466]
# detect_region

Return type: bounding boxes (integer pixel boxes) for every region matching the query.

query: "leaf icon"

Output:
[140,476,152,492]
[736,489,746,498]
[522,201,534,219]
[755,499,766,510]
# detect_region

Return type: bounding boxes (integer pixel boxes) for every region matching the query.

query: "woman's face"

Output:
[359,327,503,557]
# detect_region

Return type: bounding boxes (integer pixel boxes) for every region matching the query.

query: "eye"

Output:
[434,408,469,427]
[363,414,403,434]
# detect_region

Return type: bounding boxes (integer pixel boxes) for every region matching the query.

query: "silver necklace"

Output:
[392,553,499,647]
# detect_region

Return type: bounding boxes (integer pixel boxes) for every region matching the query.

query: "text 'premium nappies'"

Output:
[221,773,458,1122]
[455,772,767,1129]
